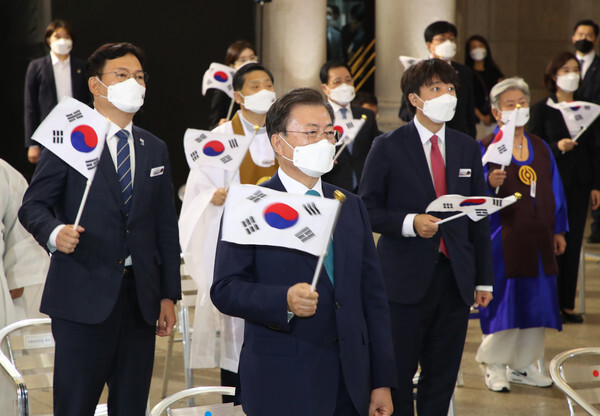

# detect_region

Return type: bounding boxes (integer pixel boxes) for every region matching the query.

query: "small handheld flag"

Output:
[221,184,340,258]
[427,193,521,224]
[184,128,251,172]
[201,63,236,98]
[481,106,518,167]
[334,115,367,161]
[399,56,424,70]
[546,98,600,143]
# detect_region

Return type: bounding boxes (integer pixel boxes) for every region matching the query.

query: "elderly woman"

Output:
[528,52,600,324]
[476,77,568,392]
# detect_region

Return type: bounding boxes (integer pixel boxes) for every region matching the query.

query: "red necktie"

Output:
[430,135,449,258]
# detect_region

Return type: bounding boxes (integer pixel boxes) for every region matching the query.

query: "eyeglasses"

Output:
[101,69,149,84]
[285,129,340,142]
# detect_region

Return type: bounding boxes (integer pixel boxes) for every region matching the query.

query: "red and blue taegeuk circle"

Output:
[263,203,299,229]
[70,125,98,153]
[334,125,344,137]
[214,71,229,83]
[202,140,225,156]
[460,198,486,207]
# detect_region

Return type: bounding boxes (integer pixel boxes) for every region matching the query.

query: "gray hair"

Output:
[489,77,530,111]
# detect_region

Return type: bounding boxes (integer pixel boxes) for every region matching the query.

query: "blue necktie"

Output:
[116,129,133,215]
[305,189,334,285]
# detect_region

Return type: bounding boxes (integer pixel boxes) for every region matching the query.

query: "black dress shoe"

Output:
[561,309,584,323]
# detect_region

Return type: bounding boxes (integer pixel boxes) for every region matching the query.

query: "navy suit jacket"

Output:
[18,126,181,325]
[322,105,379,192]
[24,54,90,146]
[211,173,396,416]
[359,121,493,305]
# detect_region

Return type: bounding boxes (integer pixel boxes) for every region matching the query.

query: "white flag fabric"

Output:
[399,55,424,70]
[546,98,600,141]
[334,117,366,147]
[184,128,250,172]
[481,107,517,166]
[221,184,340,257]
[201,62,236,98]
[426,193,520,222]
[31,97,109,181]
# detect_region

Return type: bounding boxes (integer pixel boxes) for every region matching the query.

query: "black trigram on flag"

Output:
[65,110,83,122]
[346,122,354,129]
[221,155,233,164]
[242,216,259,234]
[247,190,267,203]
[85,158,99,170]
[53,130,64,144]
[474,208,488,217]
[194,133,208,143]
[227,85,233,91]
[575,114,583,121]
[493,199,502,207]
[303,202,321,216]
[191,150,199,161]
[295,227,315,242]
[584,105,591,110]
[442,203,454,209]
[497,144,507,154]
[229,138,239,148]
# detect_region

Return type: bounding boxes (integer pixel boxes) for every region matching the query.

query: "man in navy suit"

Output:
[24,19,90,164]
[360,59,494,416]
[211,88,396,416]
[19,42,181,416]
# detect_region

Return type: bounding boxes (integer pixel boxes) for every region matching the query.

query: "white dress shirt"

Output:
[328,100,354,123]
[50,51,72,103]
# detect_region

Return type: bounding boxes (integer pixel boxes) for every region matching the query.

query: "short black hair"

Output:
[401,59,459,114]
[573,19,599,37]
[319,60,352,84]
[232,63,274,92]
[353,91,378,107]
[424,21,457,43]
[266,88,334,138]
[86,42,146,79]
[45,19,75,46]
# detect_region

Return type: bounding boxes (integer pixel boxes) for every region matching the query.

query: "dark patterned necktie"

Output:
[116,129,133,215]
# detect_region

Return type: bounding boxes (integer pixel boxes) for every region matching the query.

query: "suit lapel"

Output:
[444,130,461,194]
[42,55,58,101]
[129,128,148,218]
[403,122,437,200]
[322,184,342,294]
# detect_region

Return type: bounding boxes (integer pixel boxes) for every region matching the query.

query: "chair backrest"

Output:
[150,386,244,416]
[550,347,600,416]
[0,318,54,416]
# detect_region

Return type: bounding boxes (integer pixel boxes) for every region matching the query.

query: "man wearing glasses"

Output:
[211,88,396,416]
[19,42,181,415]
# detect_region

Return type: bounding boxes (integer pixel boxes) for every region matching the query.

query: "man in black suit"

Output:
[571,19,600,242]
[360,59,494,415]
[24,20,90,164]
[19,42,181,415]
[399,21,477,138]
[320,60,379,193]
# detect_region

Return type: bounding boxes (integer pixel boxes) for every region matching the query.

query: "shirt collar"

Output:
[238,110,266,134]
[50,51,70,66]
[576,50,595,63]
[328,99,350,114]
[413,114,446,145]
[277,167,323,196]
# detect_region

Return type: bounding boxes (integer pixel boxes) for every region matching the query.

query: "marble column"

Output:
[375,0,456,131]
[261,0,327,97]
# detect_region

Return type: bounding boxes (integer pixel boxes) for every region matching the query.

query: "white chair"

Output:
[550,347,600,416]
[150,386,243,416]
[0,318,108,416]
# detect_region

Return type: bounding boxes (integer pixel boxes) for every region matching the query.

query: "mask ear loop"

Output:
[276,134,295,162]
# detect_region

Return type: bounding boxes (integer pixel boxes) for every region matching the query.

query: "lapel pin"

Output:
[139,138,145,146]
[77,69,81,74]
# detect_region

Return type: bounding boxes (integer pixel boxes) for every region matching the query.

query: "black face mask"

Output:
[574,39,595,54]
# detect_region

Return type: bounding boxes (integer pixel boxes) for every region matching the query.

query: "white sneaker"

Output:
[485,364,510,392]
[507,363,553,387]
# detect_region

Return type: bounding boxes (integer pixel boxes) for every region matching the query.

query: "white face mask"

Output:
[328,83,356,106]
[279,135,335,178]
[50,38,72,56]
[240,89,276,114]
[501,107,530,127]
[97,77,146,113]
[415,93,457,124]
[434,40,456,60]
[556,73,580,92]
[470,47,487,61]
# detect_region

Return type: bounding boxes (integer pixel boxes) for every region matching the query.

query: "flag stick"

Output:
[435,212,467,225]
[73,180,92,230]
[495,165,506,194]
[311,190,347,291]
[433,192,522,225]
[226,98,235,121]
[334,140,351,161]
[224,125,260,190]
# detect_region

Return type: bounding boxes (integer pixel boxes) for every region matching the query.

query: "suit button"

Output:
[335,302,341,309]
[126,229,131,234]
[118,259,124,265]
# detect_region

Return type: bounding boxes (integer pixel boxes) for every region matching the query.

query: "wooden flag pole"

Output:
[73,180,92,230]
[224,125,260,190]
[495,165,506,194]
[226,98,235,121]
[311,190,347,291]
